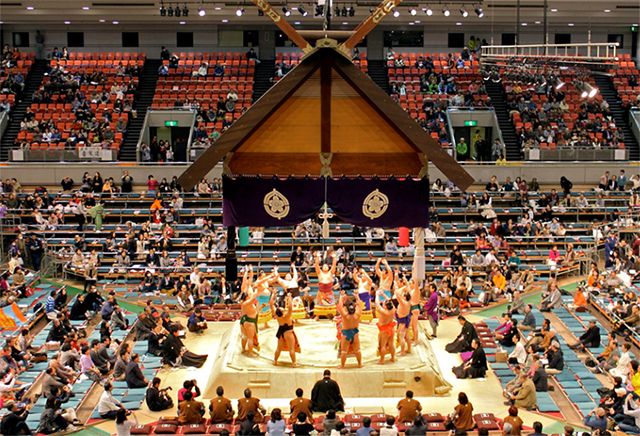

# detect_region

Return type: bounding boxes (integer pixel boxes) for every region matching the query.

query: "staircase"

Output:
[367,60,388,92]
[485,81,521,161]
[252,60,275,102]
[119,59,162,161]
[0,59,48,160]
[593,74,640,161]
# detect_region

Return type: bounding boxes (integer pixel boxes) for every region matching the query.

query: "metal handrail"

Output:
[482,42,619,61]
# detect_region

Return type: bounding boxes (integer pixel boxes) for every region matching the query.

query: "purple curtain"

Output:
[222,176,429,228]
[222,176,324,227]
[327,178,430,228]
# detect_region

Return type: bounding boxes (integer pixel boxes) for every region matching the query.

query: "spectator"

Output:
[125,353,148,389]
[146,377,174,412]
[267,408,286,436]
[502,406,523,436]
[293,412,315,436]
[237,388,266,422]
[380,416,398,436]
[290,388,313,424]
[1,400,33,435]
[178,390,205,425]
[452,392,474,431]
[115,408,138,436]
[210,385,235,424]
[311,370,344,412]
[99,381,124,419]
[397,390,422,424]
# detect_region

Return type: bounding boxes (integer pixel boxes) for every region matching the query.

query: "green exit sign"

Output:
[165,120,178,127]
[464,120,478,126]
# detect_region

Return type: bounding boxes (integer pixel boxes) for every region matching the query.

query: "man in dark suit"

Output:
[126,353,148,388]
[569,320,601,351]
[311,370,344,412]
[445,315,478,353]
[89,339,110,375]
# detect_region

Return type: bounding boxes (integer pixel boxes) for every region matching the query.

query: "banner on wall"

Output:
[222,176,430,228]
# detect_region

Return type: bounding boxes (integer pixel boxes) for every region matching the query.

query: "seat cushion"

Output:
[423,413,445,422]
[183,423,207,434]
[476,419,500,430]
[208,424,232,434]
[474,413,495,422]
[370,414,388,423]
[131,424,153,435]
[154,424,179,434]
[426,422,446,431]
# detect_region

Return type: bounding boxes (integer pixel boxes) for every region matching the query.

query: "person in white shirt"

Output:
[484,249,498,266]
[611,342,632,381]
[115,409,137,436]
[98,382,123,419]
[508,336,527,365]
[379,416,399,436]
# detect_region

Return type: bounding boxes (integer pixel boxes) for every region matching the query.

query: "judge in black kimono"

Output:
[445,315,478,353]
[452,339,487,379]
[162,325,208,368]
[311,370,345,412]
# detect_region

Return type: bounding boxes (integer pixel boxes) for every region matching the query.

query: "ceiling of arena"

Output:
[1,0,639,28]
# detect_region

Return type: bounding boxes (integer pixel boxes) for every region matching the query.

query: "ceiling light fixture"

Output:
[183,4,189,16]
[198,7,206,16]
[160,1,166,16]
[550,8,558,12]
[299,5,307,16]
[258,9,264,15]
[315,4,323,16]
[460,6,468,17]
[283,6,291,16]
[342,6,348,17]
[236,7,244,16]
[65,21,71,24]
[82,6,90,10]
[175,5,181,17]
[442,6,450,17]
[393,9,400,17]
[113,21,119,24]
[475,6,483,17]
[349,6,355,17]
[410,8,417,16]
[167,4,174,16]
[604,9,611,12]
[26,6,34,10]
[425,6,433,16]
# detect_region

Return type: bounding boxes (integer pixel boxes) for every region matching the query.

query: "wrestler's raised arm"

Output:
[375,258,382,277]
[269,290,277,314]
[354,292,362,316]
[329,253,338,275]
[314,252,321,275]
[291,263,298,282]
[285,294,293,317]
[336,292,347,316]
[375,293,387,314]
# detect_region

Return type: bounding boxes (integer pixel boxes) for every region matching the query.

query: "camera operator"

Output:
[146,377,174,412]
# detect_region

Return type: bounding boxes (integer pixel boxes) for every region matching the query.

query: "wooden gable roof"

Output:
[178,47,474,191]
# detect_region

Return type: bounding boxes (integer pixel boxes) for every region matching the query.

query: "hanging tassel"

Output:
[321,202,332,238]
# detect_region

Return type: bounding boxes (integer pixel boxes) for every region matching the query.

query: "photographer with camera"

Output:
[146,377,174,412]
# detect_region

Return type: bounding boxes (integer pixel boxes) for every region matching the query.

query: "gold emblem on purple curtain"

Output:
[362,189,389,219]
[264,188,290,219]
